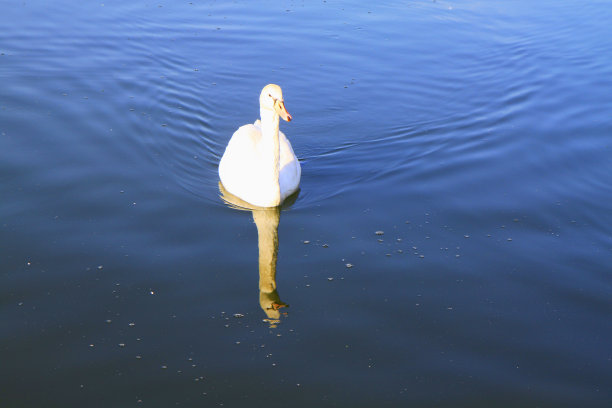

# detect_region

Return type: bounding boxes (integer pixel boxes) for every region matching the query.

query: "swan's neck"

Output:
[260,107,281,206]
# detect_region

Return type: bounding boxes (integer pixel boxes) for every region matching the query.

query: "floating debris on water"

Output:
[375,230,384,236]
[345,263,353,268]
[233,313,244,318]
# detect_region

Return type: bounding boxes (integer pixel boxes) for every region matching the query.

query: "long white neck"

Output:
[260,106,281,207]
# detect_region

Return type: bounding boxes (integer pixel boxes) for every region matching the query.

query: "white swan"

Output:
[219,84,301,207]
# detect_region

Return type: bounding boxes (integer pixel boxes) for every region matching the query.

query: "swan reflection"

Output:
[219,182,298,326]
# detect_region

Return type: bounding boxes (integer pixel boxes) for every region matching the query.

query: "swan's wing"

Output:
[279,130,298,165]
[219,124,261,180]
[278,130,301,197]
[219,123,265,201]
[224,124,261,156]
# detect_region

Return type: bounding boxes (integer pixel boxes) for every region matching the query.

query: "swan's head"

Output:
[259,84,292,122]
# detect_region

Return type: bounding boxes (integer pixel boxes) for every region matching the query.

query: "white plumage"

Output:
[219,84,301,207]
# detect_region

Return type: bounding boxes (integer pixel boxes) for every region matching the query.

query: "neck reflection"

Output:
[252,206,287,326]
[219,182,298,327]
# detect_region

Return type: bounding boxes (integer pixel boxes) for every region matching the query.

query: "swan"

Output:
[219,84,301,207]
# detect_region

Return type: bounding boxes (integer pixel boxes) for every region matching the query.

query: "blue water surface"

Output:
[1,0,612,406]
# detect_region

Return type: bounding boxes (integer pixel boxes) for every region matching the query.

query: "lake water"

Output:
[2,0,612,406]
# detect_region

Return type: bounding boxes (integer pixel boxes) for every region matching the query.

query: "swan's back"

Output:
[222,122,261,163]
[219,120,300,207]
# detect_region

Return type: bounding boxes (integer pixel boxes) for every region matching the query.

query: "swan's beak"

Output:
[274,100,292,122]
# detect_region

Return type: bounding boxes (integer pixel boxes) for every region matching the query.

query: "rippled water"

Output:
[2,1,612,406]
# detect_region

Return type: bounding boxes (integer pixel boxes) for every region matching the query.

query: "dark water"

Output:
[2,0,612,406]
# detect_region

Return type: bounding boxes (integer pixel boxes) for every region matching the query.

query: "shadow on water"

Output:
[218,182,299,327]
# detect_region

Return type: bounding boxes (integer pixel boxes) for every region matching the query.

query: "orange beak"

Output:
[274,100,292,122]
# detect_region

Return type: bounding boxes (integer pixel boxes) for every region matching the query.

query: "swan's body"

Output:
[219,84,300,207]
